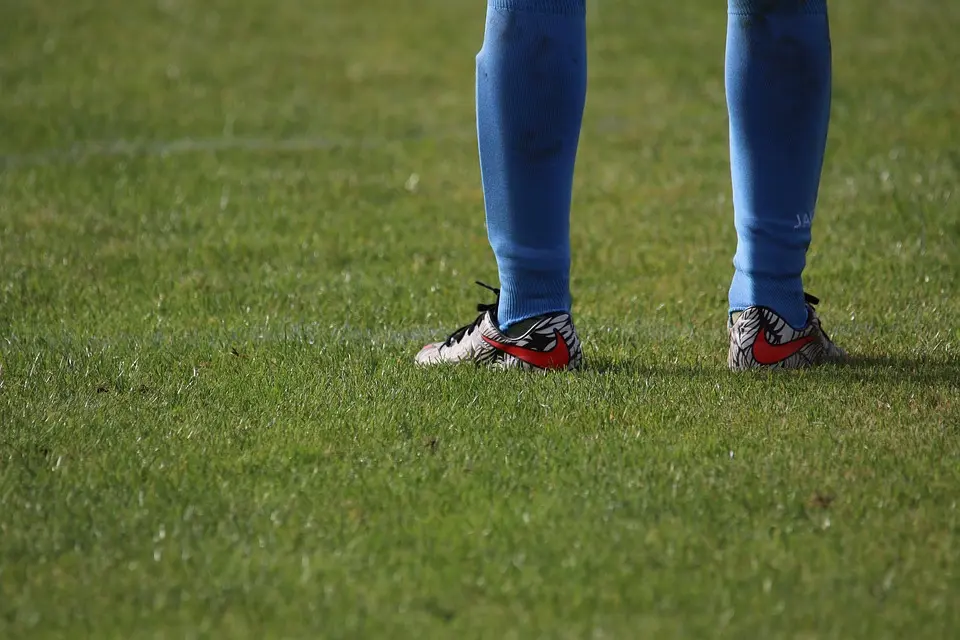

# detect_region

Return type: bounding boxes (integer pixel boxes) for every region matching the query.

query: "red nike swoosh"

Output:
[482,330,571,369]
[752,327,815,365]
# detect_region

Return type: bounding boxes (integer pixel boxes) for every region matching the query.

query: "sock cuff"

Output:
[728,0,827,15]
[490,0,586,16]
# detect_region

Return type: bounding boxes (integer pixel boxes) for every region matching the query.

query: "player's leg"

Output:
[479,0,587,333]
[416,0,587,370]
[725,0,845,370]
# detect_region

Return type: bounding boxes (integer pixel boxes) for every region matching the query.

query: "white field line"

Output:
[0,132,469,170]
[1,324,448,352]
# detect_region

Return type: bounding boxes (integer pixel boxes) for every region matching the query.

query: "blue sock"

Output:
[476,0,587,331]
[726,0,832,329]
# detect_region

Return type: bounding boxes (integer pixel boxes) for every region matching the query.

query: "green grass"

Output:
[2,0,959,637]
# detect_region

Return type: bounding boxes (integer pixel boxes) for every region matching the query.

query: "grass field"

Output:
[2,0,959,637]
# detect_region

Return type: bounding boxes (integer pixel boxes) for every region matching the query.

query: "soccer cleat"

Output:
[415,282,582,371]
[728,293,847,371]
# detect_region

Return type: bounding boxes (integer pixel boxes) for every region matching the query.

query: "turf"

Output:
[1,0,959,637]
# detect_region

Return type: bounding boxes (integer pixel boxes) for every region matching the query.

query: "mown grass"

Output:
[1,0,958,637]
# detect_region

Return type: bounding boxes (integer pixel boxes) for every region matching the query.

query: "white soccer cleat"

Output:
[728,293,847,371]
[415,282,582,371]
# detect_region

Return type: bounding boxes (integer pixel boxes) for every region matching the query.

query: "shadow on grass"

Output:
[583,353,960,386]
[838,354,960,385]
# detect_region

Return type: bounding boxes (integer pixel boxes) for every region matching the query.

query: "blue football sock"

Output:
[476,0,587,331]
[726,0,832,329]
